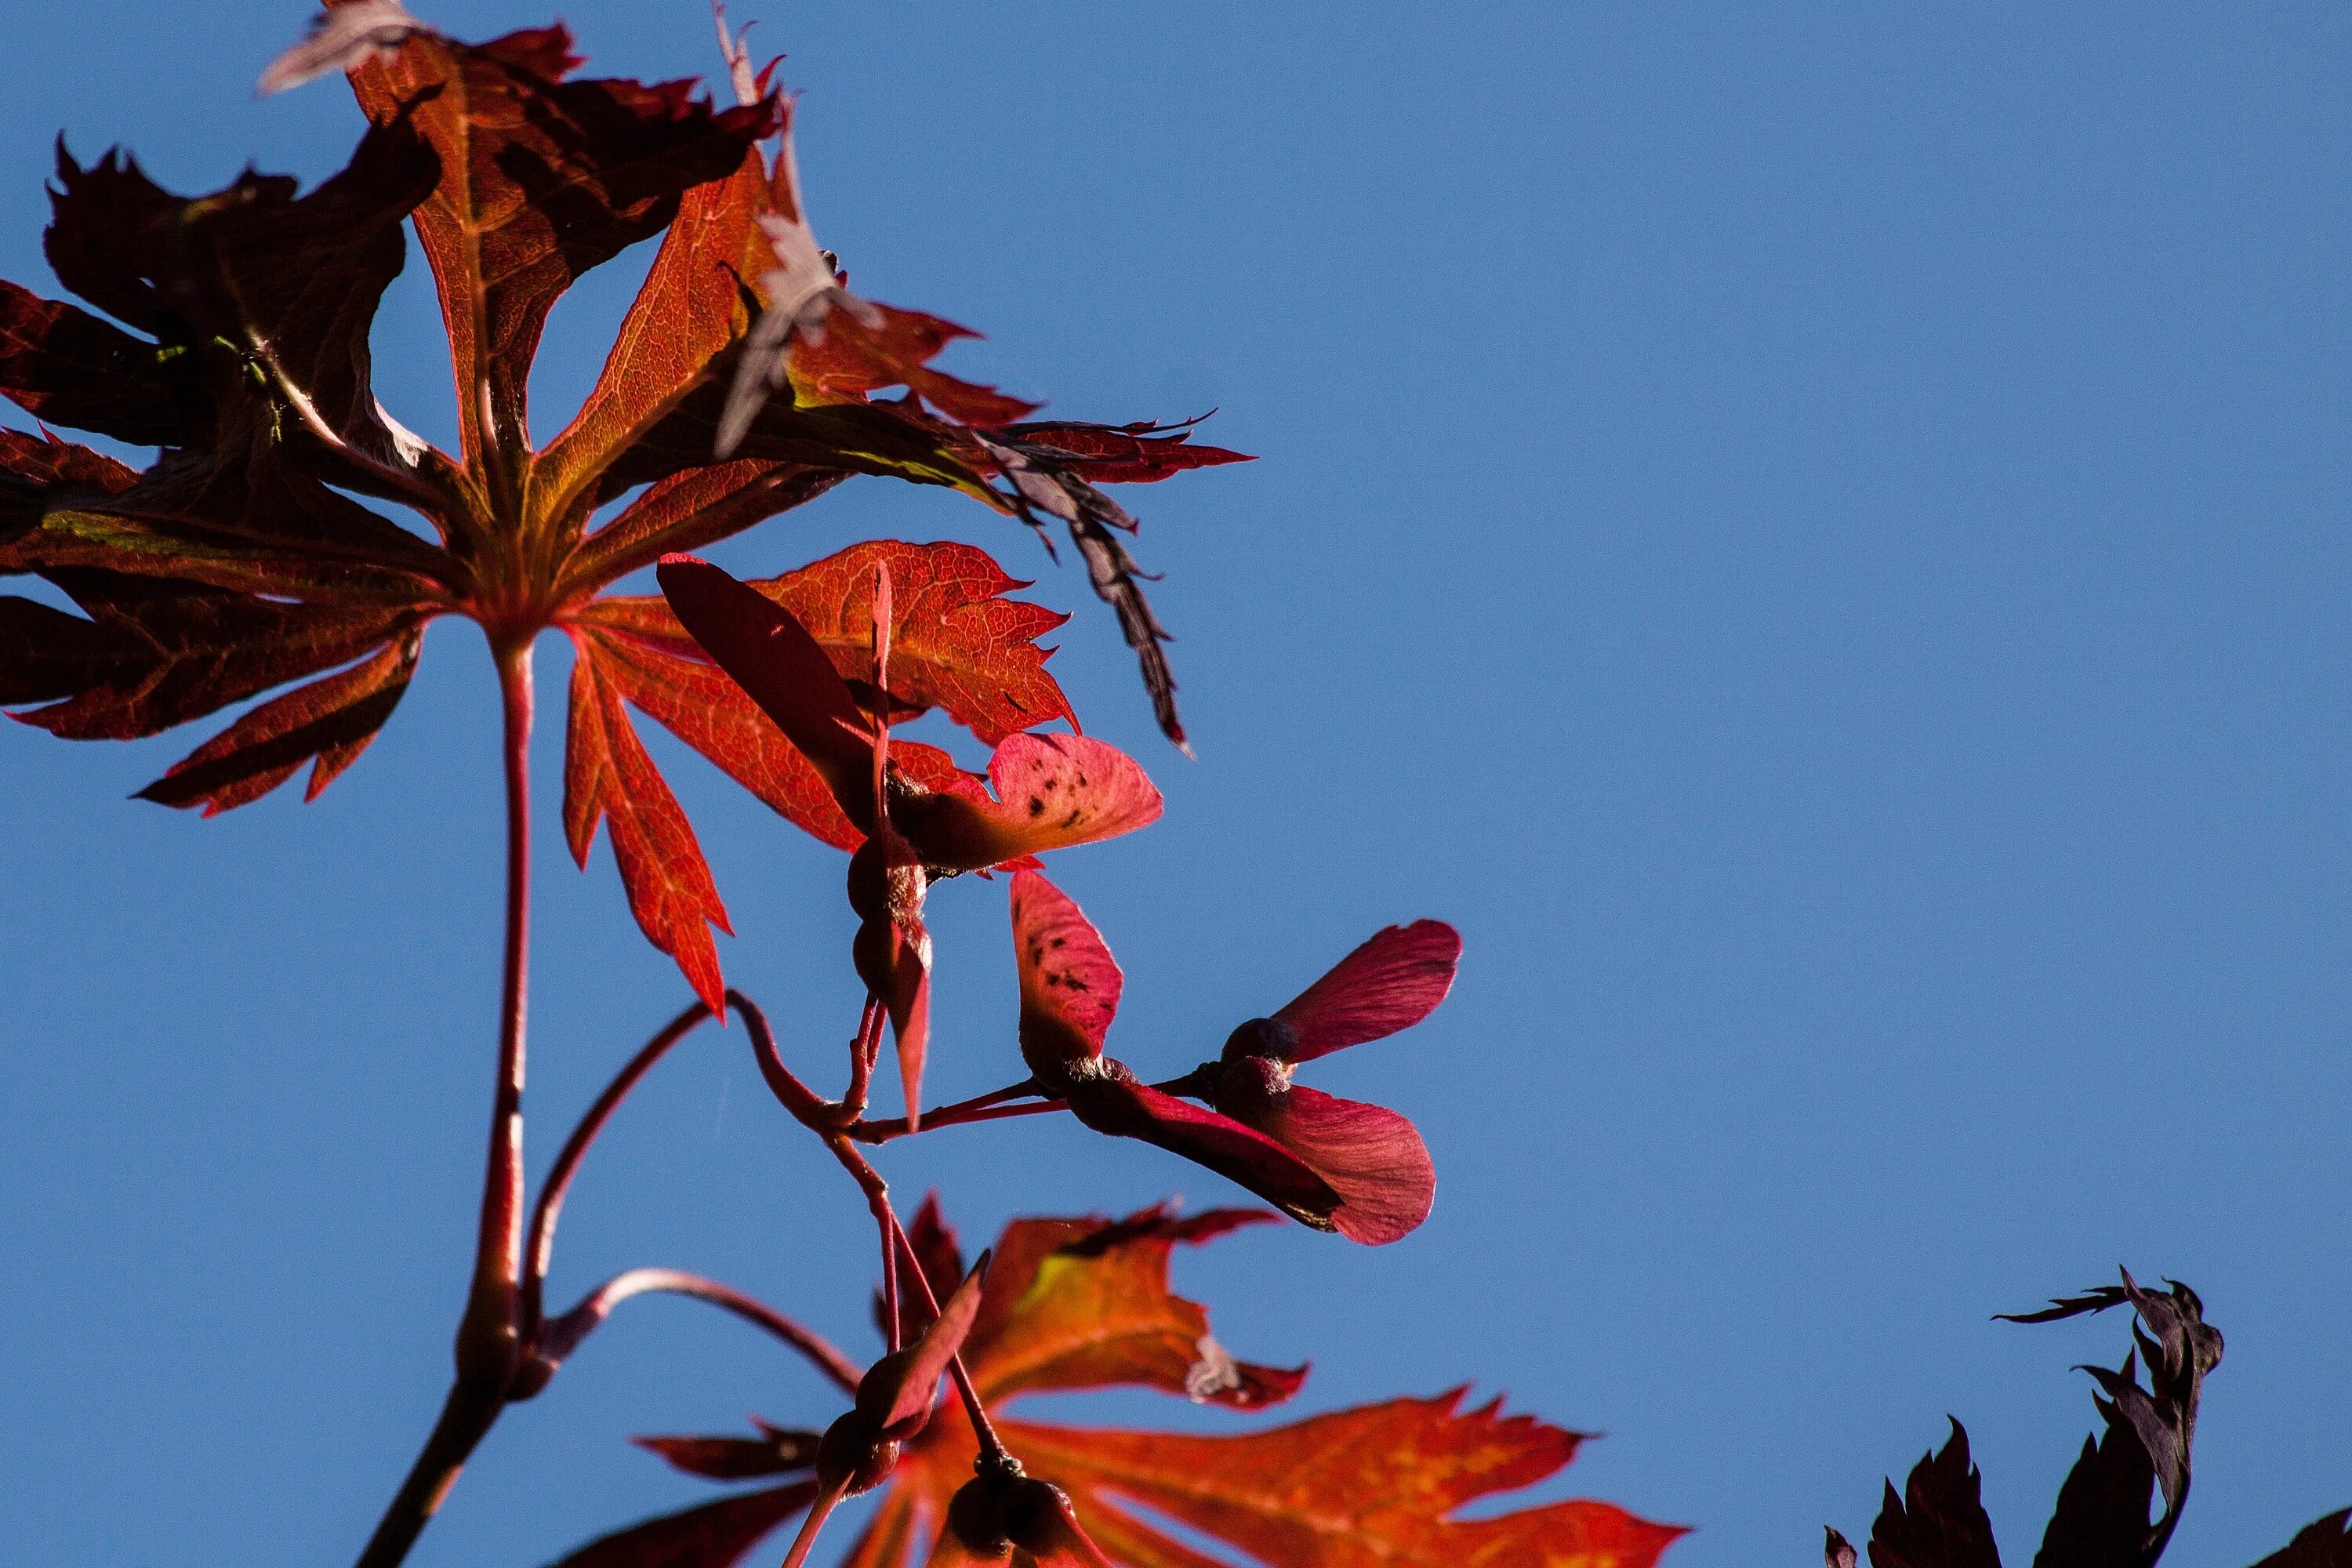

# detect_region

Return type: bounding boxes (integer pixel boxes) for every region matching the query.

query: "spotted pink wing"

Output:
[1011,870,1123,1073]
[897,731,1161,873]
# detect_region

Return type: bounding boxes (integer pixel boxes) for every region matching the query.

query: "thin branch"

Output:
[731,989,833,1126]
[350,1387,503,1568]
[728,985,1006,1454]
[849,1084,1062,1145]
[534,1268,863,1398]
[519,999,714,1345]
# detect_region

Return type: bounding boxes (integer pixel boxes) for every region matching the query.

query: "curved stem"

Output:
[733,989,832,1126]
[535,1267,864,1398]
[521,999,715,1345]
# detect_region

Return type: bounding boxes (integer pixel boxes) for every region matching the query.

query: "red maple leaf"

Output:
[0,12,1236,1007]
[547,1204,1686,1568]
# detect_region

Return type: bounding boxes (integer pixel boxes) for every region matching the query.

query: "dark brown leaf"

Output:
[975,434,1185,751]
[2002,1271,2222,1563]
[1868,1420,2003,1568]
[0,426,138,492]
[2250,1513,2352,1568]
[0,279,185,446]
[2031,1410,2158,1568]
[613,361,998,511]
[136,626,421,812]
[47,125,441,485]
[5,568,411,740]
[996,416,1253,485]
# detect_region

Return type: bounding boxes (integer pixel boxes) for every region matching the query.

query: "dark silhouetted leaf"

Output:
[996,416,1252,485]
[2249,1512,2352,1568]
[1835,1274,2256,1568]
[2002,1272,2222,1566]
[0,279,185,445]
[6,568,412,740]
[1868,1420,2002,1568]
[975,434,1185,751]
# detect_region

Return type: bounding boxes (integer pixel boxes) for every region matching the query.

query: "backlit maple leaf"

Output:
[546,1204,1685,1568]
[0,10,1236,1008]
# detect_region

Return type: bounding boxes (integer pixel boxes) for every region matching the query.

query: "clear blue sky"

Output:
[2,4,2346,1566]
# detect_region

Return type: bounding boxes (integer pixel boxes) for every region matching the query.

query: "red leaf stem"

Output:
[533,1268,863,1399]
[520,997,716,1350]
[849,1088,1066,1145]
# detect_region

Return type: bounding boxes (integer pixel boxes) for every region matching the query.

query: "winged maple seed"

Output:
[1011,869,1458,1242]
[1836,1270,2350,1568]
[548,1202,1685,1568]
[659,555,1163,1123]
[0,4,1243,1009]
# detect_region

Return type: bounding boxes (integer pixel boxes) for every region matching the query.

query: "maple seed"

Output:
[658,554,1160,1123]
[1008,870,1344,1229]
[1189,919,1461,1245]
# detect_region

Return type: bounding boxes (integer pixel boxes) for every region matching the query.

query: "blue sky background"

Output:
[2,4,2347,1566]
